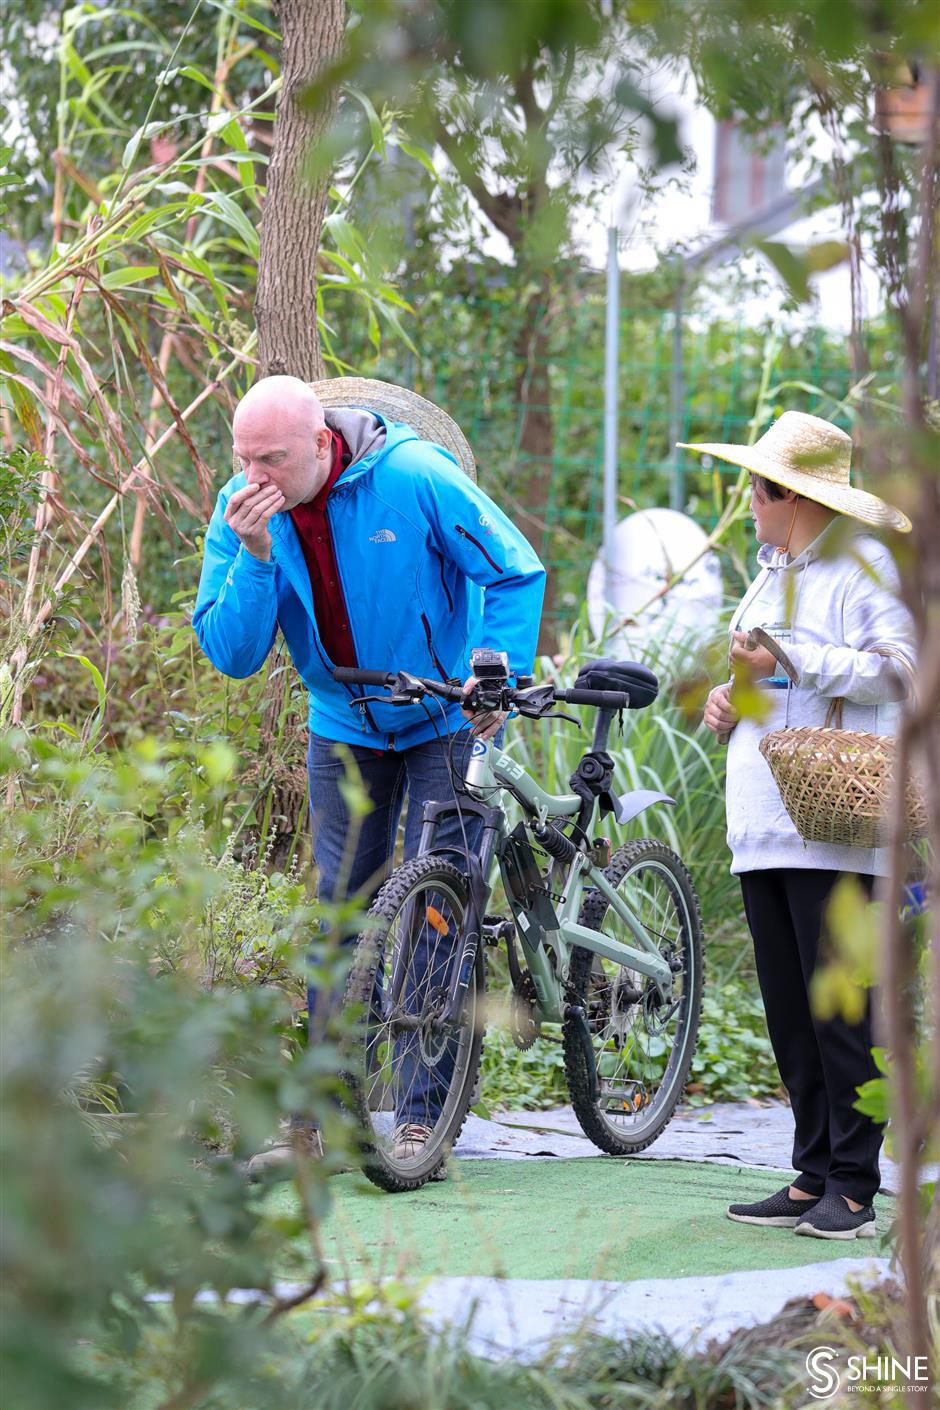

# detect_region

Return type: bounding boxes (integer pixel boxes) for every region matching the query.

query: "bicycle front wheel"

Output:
[341,855,485,1192]
[562,838,703,1155]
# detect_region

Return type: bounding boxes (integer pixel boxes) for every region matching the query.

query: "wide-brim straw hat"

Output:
[677,411,911,533]
[309,376,476,482]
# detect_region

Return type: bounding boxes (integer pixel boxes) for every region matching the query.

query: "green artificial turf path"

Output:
[271,1159,890,1284]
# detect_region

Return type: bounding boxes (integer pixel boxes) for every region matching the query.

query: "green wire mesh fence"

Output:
[336,281,895,629]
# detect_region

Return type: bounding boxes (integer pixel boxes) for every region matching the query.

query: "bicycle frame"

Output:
[417,734,674,1027]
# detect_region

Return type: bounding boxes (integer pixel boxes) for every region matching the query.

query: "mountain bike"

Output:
[331,651,703,1192]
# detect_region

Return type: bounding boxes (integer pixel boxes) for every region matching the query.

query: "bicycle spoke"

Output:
[343,860,484,1190]
[564,841,703,1153]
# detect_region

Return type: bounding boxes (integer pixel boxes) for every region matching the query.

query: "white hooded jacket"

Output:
[724,520,916,876]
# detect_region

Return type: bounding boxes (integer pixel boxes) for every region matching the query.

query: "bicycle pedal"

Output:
[482,915,514,946]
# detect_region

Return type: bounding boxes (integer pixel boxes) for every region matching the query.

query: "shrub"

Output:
[0,726,357,1410]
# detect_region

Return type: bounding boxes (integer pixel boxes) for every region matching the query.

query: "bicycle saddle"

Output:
[575,658,659,709]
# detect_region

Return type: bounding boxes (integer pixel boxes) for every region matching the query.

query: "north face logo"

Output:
[369,529,396,543]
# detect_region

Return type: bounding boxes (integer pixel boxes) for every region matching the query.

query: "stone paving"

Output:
[417,1259,891,1359]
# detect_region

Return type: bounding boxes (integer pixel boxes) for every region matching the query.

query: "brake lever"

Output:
[350,692,421,707]
[513,699,581,729]
[513,685,556,716]
[514,685,581,728]
[349,670,430,711]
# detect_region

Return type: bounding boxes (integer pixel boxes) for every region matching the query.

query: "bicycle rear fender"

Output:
[602,789,675,825]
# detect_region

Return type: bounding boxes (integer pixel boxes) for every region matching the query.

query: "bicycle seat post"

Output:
[592,706,618,752]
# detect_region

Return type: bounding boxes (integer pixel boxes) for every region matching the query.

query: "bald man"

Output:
[194,375,545,1177]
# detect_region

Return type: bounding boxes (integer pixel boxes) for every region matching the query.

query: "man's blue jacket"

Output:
[193,414,546,748]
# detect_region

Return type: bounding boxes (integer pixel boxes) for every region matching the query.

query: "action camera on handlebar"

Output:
[469,647,510,683]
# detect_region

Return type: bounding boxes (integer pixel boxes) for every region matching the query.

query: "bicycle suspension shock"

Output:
[530,820,580,864]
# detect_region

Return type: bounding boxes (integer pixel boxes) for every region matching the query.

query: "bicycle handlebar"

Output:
[557,687,631,709]
[332,667,631,714]
[333,667,397,688]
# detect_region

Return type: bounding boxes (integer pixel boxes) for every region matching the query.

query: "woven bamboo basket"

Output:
[759,708,928,848]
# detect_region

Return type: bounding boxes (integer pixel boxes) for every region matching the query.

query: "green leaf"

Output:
[205,0,280,40]
[121,113,205,170]
[201,740,237,786]
[218,118,249,153]
[122,202,192,242]
[323,212,366,263]
[853,1077,889,1125]
[376,301,417,355]
[344,86,386,157]
[614,73,682,168]
[175,63,219,93]
[101,265,159,289]
[754,240,812,303]
[56,652,106,747]
[397,139,437,179]
[197,190,259,255]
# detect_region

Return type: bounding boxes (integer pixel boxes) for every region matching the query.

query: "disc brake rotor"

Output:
[418,986,451,1066]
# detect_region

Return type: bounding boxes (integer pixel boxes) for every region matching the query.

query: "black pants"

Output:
[739,868,883,1204]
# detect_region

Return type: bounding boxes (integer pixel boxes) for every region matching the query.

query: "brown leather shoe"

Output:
[246,1124,323,1183]
[392,1122,448,1181]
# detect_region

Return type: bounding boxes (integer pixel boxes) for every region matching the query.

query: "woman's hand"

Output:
[729,630,778,679]
[703,682,739,736]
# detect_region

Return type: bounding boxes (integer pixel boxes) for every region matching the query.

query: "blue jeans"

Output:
[307,729,484,1124]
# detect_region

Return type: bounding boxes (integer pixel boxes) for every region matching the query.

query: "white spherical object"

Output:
[587,509,723,667]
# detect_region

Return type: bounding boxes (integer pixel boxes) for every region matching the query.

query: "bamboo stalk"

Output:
[12,79,280,309]
[16,337,253,657]
[129,334,176,571]
[10,268,90,735]
[130,17,241,573]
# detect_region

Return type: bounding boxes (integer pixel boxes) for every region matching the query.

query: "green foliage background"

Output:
[3,0,936,1404]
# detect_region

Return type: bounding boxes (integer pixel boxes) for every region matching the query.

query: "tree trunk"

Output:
[255,0,344,380]
[252,0,345,869]
[511,272,557,657]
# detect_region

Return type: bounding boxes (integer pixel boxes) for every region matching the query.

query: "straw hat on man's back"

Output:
[678,411,911,534]
[309,376,476,482]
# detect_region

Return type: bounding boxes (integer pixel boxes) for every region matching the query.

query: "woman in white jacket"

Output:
[683,412,914,1241]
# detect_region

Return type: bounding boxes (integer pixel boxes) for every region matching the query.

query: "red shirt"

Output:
[289,430,357,668]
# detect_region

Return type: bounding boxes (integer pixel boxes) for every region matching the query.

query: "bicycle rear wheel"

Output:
[341,855,485,1192]
[563,838,703,1154]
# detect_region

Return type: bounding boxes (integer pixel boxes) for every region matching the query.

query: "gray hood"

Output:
[324,407,386,466]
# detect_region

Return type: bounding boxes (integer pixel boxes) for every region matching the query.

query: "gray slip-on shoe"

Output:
[727,1185,822,1228]
[794,1190,877,1240]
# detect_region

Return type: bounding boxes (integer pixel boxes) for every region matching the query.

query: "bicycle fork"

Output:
[385,801,502,1034]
